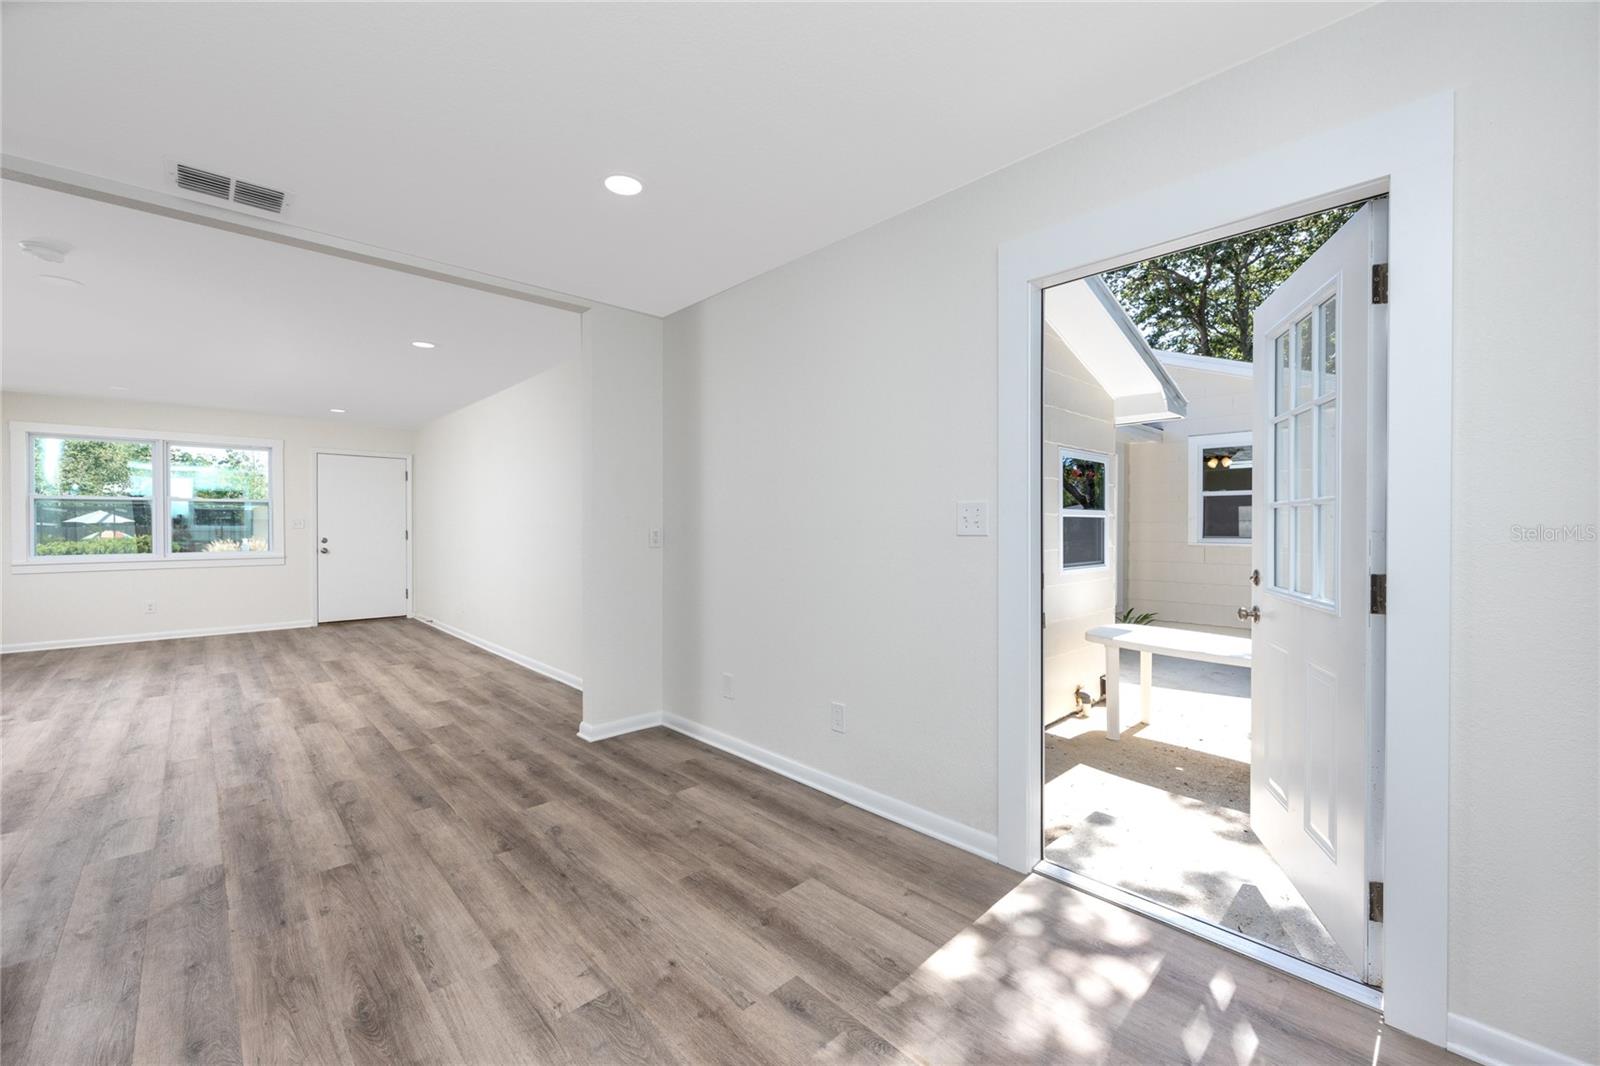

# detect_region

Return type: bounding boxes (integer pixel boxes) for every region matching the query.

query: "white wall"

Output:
[413,359,583,686]
[579,304,664,730]
[1042,327,1115,723]
[0,390,413,649]
[1124,360,1253,633]
[661,5,1598,1060]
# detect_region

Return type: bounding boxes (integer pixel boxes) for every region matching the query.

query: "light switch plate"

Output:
[956,500,990,536]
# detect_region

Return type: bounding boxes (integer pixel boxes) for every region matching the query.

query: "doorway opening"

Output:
[1038,199,1388,997]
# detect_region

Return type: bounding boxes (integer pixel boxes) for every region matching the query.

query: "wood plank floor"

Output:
[0,619,1464,1065]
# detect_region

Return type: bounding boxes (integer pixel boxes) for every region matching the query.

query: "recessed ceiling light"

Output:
[604,174,643,197]
[329,408,346,414]
[411,340,436,349]
[38,274,82,288]
[108,385,129,392]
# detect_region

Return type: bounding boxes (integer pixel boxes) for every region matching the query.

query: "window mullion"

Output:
[154,439,170,559]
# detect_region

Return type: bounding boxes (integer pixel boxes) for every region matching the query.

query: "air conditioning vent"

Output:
[175,163,231,200]
[231,180,285,214]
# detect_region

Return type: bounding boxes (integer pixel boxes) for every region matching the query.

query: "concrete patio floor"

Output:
[1043,649,1358,980]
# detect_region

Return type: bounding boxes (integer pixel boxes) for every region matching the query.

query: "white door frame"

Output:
[996,94,1452,1042]
[310,448,414,624]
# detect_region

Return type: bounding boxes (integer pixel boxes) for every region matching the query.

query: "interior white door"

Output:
[317,453,409,623]
[1248,202,1386,981]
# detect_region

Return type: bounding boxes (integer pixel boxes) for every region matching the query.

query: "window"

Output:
[1269,293,1338,604]
[168,445,272,553]
[12,423,283,569]
[1189,431,1254,544]
[1060,449,1108,570]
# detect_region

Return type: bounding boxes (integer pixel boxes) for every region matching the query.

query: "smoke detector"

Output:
[169,161,291,217]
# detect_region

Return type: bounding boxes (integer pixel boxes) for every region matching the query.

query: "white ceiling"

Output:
[1,3,1364,316]
[1,181,580,426]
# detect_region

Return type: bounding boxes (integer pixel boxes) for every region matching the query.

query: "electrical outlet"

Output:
[143,601,157,615]
[956,500,989,536]
[720,673,735,700]
[648,528,663,549]
[830,701,846,734]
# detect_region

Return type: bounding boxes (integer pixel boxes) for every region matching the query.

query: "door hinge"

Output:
[405,470,409,481]
[404,530,409,540]
[405,588,409,599]
[1368,881,1384,923]
[1370,573,1387,615]
[1371,262,1389,305]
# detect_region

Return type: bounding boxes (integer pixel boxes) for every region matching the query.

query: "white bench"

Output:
[1084,624,1252,740]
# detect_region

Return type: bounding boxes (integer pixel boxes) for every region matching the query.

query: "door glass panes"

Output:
[1276,332,1292,414]
[1275,422,1291,499]
[1270,293,1340,604]
[1294,505,1314,595]
[1318,400,1338,495]
[1295,314,1314,405]
[1294,411,1314,497]
[1320,295,1338,394]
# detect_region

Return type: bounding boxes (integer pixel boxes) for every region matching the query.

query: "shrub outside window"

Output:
[1060,449,1109,570]
[13,423,283,568]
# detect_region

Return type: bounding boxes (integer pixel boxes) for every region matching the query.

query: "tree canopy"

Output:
[1101,204,1358,362]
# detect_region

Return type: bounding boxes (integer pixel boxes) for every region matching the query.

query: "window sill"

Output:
[11,553,286,575]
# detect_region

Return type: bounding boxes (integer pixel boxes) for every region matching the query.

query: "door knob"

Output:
[320,547,329,554]
[1237,605,1260,623]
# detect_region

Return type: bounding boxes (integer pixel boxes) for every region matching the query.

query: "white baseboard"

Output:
[661,712,999,863]
[1447,1014,1591,1066]
[0,618,315,655]
[414,616,582,691]
[577,711,664,743]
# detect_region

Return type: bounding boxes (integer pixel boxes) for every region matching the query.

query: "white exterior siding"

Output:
[1122,359,1253,633]
[1042,326,1116,722]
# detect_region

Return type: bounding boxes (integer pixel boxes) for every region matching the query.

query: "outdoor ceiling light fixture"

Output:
[604,174,644,196]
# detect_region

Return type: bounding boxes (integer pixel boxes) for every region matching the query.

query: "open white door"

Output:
[1248,202,1386,983]
[316,453,410,623]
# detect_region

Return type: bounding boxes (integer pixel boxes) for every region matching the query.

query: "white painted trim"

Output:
[0,618,313,655]
[311,449,413,625]
[1156,349,1255,377]
[414,615,582,691]
[576,711,662,742]
[661,713,999,862]
[997,94,1453,1042]
[1446,1014,1591,1066]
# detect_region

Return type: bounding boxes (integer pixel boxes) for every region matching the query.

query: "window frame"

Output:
[1188,430,1254,546]
[10,421,286,573]
[1058,446,1110,572]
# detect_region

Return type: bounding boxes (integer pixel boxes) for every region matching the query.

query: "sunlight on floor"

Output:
[1043,652,1355,978]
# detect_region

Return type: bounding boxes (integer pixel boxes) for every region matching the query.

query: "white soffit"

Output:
[1044,277,1187,425]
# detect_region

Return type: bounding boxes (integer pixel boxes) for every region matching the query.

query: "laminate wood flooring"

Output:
[0,619,1464,1065]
